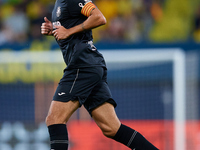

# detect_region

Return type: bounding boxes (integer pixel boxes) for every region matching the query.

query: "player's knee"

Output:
[45,114,53,126]
[45,114,65,126]
[102,128,117,138]
[99,124,118,138]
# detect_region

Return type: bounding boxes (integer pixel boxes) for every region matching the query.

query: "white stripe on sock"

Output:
[127,131,138,147]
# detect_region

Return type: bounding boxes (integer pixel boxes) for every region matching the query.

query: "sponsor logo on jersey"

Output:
[52,21,61,29]
[79,0,92,8]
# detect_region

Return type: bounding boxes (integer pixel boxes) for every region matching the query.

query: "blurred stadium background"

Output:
[0,0,200,150]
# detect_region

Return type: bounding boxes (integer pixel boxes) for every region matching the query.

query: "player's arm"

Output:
[68,7,107,34]
[75,3,107,32]
[53,3,106,40]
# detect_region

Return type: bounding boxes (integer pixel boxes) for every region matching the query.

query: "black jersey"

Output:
[52,0,106,70]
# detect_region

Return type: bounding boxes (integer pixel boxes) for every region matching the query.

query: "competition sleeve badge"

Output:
[56,6,61,17]
[84,0,92,3]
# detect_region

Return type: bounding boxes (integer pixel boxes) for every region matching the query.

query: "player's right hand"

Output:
[41,17,53,36]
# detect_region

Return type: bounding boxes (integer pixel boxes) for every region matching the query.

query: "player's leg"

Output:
[46,67,105,150]
[91,102,159,150]
[46,100,80,150]
[91,102,121,137]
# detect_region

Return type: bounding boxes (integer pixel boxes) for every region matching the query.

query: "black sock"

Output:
[113,124,159,150]
[48,124,68,150]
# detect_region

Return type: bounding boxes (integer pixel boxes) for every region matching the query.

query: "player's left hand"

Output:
[52,25,70,40]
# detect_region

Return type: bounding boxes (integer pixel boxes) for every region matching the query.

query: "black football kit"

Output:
[51,0,106,70]
[51,0,116,114]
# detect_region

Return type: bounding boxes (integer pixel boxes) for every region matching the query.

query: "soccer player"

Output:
[41,0,159,150]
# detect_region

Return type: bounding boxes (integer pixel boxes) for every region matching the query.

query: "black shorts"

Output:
[53,67,117,115]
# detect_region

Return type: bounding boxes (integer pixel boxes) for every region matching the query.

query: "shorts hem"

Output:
[53,95,86,107]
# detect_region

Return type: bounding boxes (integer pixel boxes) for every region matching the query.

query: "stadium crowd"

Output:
[0,0,199,50]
